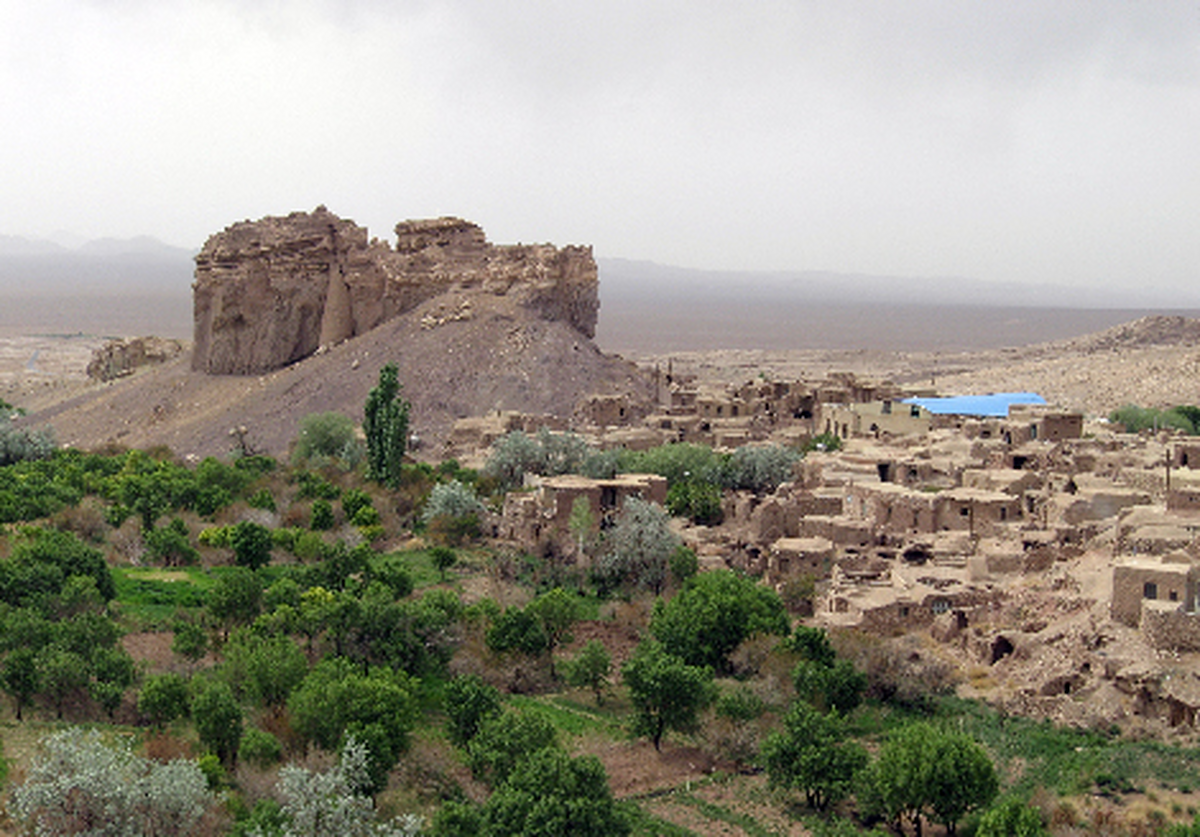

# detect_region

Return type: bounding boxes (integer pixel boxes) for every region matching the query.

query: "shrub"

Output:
[292,411,363,468]
[0,419,56,466]
[341,487,373,521]
[423,480,485,544]
[247,488,277,512]
[724,444,800,493]
[310,498,335,531]
[351,504,380,527]
[11,728,212,836]
[239,727,283,769]
[597,496,679,595]
[144,517,199,566]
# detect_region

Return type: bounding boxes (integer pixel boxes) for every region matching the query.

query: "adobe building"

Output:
[497,472,668,559]
[1111,552,1200,628]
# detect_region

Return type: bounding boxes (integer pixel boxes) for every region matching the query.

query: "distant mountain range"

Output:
[597,258,1200,310]
[0,235,195,296]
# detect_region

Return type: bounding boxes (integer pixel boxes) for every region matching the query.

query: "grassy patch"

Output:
[112,566,211,624]
[930,697,1200,798]
[622,800,702,836]
[504,693,625,738]
[389,549,446,589]
[674,790,779,837]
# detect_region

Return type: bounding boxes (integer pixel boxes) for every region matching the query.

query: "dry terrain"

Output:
[628,315,1200,419]
[6,315,1200,464]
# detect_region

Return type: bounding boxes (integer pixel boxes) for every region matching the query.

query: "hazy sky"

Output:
[3,1,1198,299]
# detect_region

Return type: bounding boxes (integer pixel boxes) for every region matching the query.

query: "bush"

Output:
[310,498,335,531]
[724,444,800,493]
[144,517,199,566]
[247,488,276,512]
[423,480,485,544]
[0,419,56,466]
[597,496,679,595]
[666,480,723,525]
[341,487,373,521]
[483,428,594,490]
[239,727,283,769]
[292,412,364,468]
[11,728,212,835]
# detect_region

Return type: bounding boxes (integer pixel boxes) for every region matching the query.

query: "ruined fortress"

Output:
[191,207,600,375]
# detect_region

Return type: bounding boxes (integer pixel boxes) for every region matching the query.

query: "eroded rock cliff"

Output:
[192,208,599,375]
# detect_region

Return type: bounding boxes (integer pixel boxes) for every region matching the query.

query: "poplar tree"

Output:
[364,363,410,488]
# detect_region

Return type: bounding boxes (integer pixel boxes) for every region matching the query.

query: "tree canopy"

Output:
[651,569,789,673]
[621,639,716,751]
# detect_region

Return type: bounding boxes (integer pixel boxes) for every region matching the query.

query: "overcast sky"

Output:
[3,1,1198,299]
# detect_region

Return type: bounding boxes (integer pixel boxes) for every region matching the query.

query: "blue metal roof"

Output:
[901,392,1046,418]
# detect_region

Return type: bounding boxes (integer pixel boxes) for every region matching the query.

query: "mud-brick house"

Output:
[935,488,1022,534]
[766,536,834,582]
[821,561,996,634]
[1003,405,1084,444]
[1174,443,1200,469]
[1167,483,1200,514]
[1111,552,1200,628]
[498,473,668,557]
[575,394,645,428]
[821,400,933,440]
[845,482,939,536]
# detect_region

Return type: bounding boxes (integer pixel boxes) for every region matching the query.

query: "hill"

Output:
[15,287,650,460]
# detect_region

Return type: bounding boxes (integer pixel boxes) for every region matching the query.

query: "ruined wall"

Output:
[1141,600,1200,652]
[87,336,184,382]
[193,209,600,375]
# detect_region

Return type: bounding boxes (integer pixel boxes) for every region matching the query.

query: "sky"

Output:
[3,1,1199,300]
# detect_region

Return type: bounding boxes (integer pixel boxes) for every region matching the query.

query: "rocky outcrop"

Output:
[192,208,599,375]
[87,336,184,382]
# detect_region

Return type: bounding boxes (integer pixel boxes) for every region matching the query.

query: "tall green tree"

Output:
[364,362,411,488]
[563,639,612,705]
[859,722,998,837]
[444,673,503,747]
[0,646,39,721]
[622,639,715,751]
[482,747,630,837]
[230,520,273,570]
[192,680,243,767]
[288,657,418,793]
[138,672,191,729]
[527,587,582,680]
[651,569,789,674]
[761,701,867,811]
